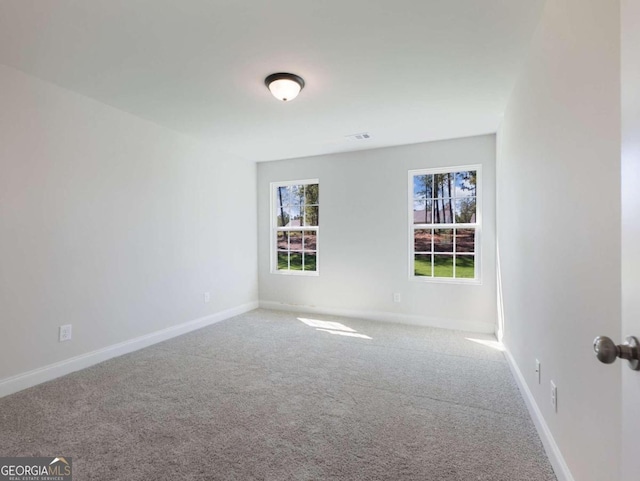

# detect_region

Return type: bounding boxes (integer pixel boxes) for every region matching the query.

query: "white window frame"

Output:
[408,165,482,284]
[270,179,320,276]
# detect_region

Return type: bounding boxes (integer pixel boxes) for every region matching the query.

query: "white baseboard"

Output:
[503,347,574,481]
[259,300,495,334]
[0,301,259,399]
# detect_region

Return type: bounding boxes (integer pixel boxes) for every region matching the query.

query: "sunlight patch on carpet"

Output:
[298,317,372,340]
[465,338,505,351]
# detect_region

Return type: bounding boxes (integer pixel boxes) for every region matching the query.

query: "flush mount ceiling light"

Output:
[265,73,305,102]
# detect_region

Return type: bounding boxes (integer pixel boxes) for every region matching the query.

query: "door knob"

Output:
[593,336,640,371]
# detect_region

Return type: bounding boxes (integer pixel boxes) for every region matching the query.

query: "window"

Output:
[271,179,319,275]
[409,166,480,282]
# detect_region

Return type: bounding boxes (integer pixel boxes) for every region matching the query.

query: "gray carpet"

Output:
[0,309,556,481]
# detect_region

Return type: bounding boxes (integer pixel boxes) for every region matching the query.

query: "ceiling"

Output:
[0,0,545,162]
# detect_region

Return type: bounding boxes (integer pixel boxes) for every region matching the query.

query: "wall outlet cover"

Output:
[59,324,72,342]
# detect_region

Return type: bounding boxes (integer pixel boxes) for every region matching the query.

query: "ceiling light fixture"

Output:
[265,73,305,102]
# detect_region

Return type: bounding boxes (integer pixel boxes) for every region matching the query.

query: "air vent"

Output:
[346,132,371,141]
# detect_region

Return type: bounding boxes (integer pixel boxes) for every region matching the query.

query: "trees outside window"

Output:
[271,180,319,274]
[410,166,481,282]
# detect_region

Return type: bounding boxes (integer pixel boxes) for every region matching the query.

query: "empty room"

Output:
[1,0,637,480]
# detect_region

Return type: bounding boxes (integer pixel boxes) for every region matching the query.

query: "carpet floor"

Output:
[0,309,556,480]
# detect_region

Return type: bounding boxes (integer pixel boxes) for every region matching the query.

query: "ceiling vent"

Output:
[346,132,371,141]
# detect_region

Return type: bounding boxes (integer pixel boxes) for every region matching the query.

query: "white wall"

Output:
[258,135,497,333]
[497,0,621,479]
[0,64,258,383]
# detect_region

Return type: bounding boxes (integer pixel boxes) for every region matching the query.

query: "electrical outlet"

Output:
[59,324,72,342]
[535,359,541,384]
[550,381,557,412]
[204,292,211,303]
[393,293,401,303]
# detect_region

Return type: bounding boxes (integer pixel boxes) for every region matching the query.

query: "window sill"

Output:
[271,270,320,277]
[410,276,482,286]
